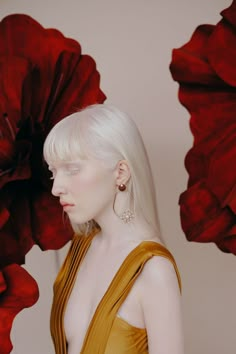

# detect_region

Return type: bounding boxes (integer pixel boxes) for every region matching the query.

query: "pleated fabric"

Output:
[50,231,181,354]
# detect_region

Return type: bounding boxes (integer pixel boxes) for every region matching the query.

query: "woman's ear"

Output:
[115,160,131,186]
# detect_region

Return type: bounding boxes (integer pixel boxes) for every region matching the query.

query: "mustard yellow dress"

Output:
[50,231,181,354]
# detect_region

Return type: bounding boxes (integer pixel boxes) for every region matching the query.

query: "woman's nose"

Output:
[51,176,66,197]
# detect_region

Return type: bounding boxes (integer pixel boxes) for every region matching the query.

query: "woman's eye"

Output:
[66,168,80,175]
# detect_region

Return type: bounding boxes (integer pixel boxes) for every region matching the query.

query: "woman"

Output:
[43,104,183,354]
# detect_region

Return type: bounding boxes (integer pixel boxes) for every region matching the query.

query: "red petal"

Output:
[0,264,39,354]
[207,1,236,86]
[42,52,106,131]
[179,182,235,246]
[0,272,6,294]
[170,1,236,254]
[170,25,222,85]
[31,190,73,250]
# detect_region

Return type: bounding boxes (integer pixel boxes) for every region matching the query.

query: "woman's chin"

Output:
[69,215,90,225]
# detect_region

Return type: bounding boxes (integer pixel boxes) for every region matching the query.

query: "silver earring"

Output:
[113,184,134,223]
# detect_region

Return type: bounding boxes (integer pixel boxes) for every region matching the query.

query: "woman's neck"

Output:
[94,210,159,249]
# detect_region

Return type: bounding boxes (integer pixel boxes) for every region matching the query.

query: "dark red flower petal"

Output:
[207,2,236,86]
[31,190,73,250]
[179,182,235,247]
[0,272,6,294]
[0,193,34,268]
[170,25,222,85]
[170,1,236,254]
[40,52,106,131]
[0,264,39,354]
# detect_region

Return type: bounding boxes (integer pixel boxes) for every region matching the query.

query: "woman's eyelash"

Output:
[66,168,80,175]
[48,166,80,179]
[49,171,55,179]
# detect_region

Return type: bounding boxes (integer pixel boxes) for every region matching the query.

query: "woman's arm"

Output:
[140,256,184,354]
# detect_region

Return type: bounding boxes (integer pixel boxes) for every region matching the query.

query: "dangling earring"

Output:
[113,183,134,223]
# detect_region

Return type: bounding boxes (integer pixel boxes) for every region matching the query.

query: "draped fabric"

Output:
[50,232,181,354]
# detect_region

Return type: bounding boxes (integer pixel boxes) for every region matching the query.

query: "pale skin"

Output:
[49,157,184,354]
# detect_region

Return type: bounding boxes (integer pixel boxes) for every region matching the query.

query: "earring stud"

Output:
[118,184,126,191]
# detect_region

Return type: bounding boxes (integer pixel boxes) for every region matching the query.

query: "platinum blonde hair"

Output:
[43,104,161,239]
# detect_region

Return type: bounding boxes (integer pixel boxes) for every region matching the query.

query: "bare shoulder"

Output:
[138,255,184,353]
[138,255,181,297]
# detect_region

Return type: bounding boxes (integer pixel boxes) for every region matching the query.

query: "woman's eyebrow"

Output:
[64,160,82,166]
[47,160,82,171]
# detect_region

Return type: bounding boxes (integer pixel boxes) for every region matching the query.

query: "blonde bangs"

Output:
[43,115,87,164]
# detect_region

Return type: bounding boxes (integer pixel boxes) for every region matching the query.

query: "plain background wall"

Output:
[0,0,235,353]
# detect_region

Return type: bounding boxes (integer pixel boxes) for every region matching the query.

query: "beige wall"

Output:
[1,0,235,353]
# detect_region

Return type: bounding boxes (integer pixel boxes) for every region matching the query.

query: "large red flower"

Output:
[0,14,106,353]
[170,0,236,254]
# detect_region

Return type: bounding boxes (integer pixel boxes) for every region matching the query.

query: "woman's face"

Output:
[49,157,117,224]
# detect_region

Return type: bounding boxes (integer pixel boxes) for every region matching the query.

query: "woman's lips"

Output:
[60,202,75,211]
[63,204,74,211]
